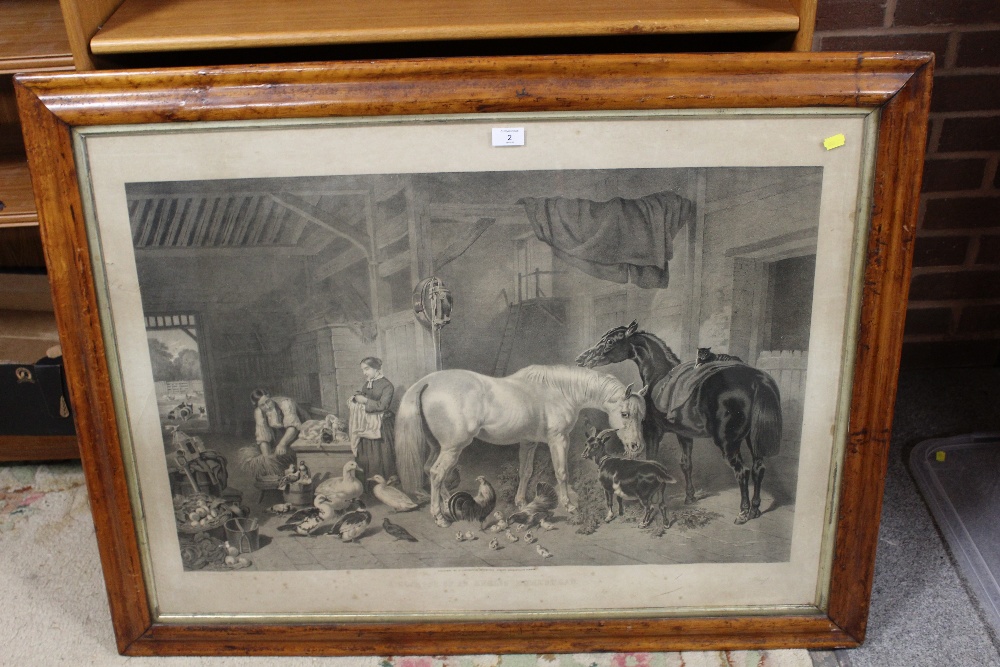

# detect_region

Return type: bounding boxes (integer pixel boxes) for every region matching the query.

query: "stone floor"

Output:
[214,433,800,572]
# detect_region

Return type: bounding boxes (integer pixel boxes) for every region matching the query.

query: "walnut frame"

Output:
[15,52,932,656]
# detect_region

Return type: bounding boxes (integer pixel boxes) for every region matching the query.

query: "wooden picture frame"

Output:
[15,52,932,656]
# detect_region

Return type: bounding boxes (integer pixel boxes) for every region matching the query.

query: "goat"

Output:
[582,425,676,528]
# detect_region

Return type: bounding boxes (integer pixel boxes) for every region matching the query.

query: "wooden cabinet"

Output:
[0,0,76,460]
[0,0,815,462]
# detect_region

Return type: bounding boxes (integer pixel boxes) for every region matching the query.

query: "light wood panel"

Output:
[58,0,123,70]
[91,0,802,54]
[0,158,39,227]
[0,0,73,73]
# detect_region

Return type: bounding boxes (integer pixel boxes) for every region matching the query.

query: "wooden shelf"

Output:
[0,157,38,228]
[0,0,74,73]
[91,0,801,55]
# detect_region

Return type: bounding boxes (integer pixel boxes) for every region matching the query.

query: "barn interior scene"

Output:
[127,165,822,573]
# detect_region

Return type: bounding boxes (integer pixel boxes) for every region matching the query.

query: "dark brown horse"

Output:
[576,321,782,524]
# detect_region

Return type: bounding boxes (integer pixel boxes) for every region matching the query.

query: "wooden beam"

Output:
[428,203,527,224]
[272,193,370,253]
[378,250,411,277]
[134,245,315,259]
[434,217,495,270]
[705,170,822,215]
[314,244,368,281]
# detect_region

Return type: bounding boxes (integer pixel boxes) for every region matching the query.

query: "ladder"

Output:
[492,303,523,377]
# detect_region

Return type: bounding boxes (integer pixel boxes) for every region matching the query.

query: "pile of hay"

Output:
[236,446,294,479]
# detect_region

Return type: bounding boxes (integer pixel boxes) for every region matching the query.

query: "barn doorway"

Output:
[145,313,212,431]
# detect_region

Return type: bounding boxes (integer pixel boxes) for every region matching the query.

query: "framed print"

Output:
[15,52,932,655]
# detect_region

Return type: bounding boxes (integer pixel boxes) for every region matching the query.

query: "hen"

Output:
[507,481,558,528]
[446,475,496,530]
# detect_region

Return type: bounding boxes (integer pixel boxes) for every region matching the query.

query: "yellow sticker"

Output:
[935,451,946,462]
[824,133,846,150]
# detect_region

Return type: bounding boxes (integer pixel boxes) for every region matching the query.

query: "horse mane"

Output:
[634,330,682,367]
[511,364,626,404]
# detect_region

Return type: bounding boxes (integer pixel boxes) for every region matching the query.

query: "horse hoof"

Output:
[750,508,762,520]
[639,520,651,528]
[434,515,451,528]
[734,512,750,525]
[684,496,696,505]
[565,503,577,513]
[604,514,615,523]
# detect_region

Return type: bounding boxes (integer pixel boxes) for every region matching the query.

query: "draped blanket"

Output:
[651,360,745,438]
[519,190,695,288]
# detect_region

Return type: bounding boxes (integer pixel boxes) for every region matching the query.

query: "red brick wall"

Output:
[815,1,1000,366]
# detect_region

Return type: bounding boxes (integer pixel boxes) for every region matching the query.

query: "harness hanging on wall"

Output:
[413,277,453,370]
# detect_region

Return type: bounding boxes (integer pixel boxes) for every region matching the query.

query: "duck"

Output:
[277,493,337,536]
[369,474,419,512]
[326,499,372,543]
[314,461,365,511]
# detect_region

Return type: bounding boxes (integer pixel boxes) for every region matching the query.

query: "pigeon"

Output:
[382,517,418,542]
[276,463,300,491]
[536,545,553,559]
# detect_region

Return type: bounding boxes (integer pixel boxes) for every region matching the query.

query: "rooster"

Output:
[446,475,496,530]
[507,481,558,528]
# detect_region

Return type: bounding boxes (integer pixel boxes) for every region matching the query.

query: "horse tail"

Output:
[395,383,431,494]
[749,372,783,458]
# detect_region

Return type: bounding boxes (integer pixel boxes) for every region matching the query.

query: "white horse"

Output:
[394,364,647,526]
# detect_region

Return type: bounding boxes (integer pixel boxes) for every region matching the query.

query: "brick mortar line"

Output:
[904,332,1000,343]
[816,24,1000,38]
[928,150,1000,160]
[915,229,995,237]
[927,117,943,155]
[883,0,897,29]
[985,157,1000,189]
[932,67,1000,75]
[945,31,960,69]
[934,67,1000,76]
[911,265,1000,275]
[922,189,1000,199]
[907,299,1000,308]
[930,111,1000,120]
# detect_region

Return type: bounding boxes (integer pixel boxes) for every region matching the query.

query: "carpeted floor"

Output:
[3,367,1000,665]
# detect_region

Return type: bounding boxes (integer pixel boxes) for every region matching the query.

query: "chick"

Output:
[536,545,553,559]
[523,530,537,544]
[539,518,557,531]
[489,538,501,550]
[266,503,294,515]
[463,530,477,541]
[456,531,467,542]
[505,529,519,543]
